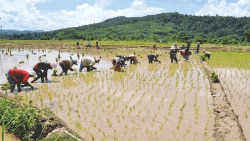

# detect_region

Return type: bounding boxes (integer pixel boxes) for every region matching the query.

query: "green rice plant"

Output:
[177,102,186,129]
[211,71,220,83]
[168,96,176,115]
[0,98,40,140]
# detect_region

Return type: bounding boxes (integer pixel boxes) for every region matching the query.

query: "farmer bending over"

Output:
[147,53,161,64]
[203,50,211,60]
[31,62,57,83]
[59,59,77,76]
[128,53,138,64]
[111,56,127,71]
[79,57,100,72]
[8,68,34,92]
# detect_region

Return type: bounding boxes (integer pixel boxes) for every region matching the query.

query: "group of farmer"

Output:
[7,57,101,93]
[7,42,211,93]
[169,42,211,63]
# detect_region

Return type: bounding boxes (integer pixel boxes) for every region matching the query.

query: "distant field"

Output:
[1,40,249,50]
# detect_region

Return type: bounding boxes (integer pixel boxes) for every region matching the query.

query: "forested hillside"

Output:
[3,12,250,44]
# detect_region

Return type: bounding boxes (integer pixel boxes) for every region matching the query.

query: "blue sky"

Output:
[0,0,249,31]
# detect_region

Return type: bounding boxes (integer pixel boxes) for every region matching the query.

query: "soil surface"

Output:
[202,62,246,141]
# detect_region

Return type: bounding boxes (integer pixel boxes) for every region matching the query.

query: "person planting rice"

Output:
[8,68,34,92]
[112,56,127,71]
[59,59,77,76]
[127,53,139,64]
[203,50,211,60]
[147,53,161,64]
[31,62,57,83]
[79,57,100,72]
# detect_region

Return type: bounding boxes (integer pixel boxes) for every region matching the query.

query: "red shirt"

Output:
[9,69,29,83]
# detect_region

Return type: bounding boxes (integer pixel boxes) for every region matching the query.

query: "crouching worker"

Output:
[112,56,127,71]
[31,62,57,83]
[8,68,34,92]
[79,57,100,72]
[203,50,211,60]
[128,53,138,64]
[59,59,77,76]
[147,53,161,64]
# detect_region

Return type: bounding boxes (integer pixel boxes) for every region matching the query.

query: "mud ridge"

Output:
[200,60,246,141]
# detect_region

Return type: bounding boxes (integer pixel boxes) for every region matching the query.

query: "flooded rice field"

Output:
[1,47,249,141]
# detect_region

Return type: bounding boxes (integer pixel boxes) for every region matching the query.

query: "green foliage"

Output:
[207,51,250,69]
[51,69,58,76]
[201,55,206,61]
[0,97,39,140]
[211,72,220,83]
[40,133,78,141]
[4,13,250,45]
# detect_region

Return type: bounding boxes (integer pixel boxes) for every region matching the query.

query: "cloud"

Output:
[195,0,250,17]
[0,0,165,31]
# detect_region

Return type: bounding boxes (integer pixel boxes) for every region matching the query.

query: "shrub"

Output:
[201,55,206,61]
[0,97,39,140]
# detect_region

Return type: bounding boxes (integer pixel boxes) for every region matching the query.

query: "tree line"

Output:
[2,12,250,45]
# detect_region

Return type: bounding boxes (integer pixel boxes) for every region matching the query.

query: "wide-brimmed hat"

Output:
[95,58,100,63]
[28,71,35,76]
[50,62,57,68]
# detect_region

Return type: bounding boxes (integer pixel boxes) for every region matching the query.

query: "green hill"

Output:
[4,12,250,44]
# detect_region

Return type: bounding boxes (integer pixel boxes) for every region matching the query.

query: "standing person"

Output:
[8,68,34,92]
[87,40,91,47]
[79,57,100,72]
[147,53,161,64]
[153,42,156,51]
[76,40,79,46]
[185,41,191,60]
[196,42,200,53]
[31,62,57,83]
[96,40,99,49]
[59,59,77,76]
[170,44,178,63]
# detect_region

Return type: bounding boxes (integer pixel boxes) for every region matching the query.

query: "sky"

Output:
[0,0,249,31]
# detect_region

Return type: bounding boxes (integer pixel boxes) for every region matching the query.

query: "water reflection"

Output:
[0,49,112,84]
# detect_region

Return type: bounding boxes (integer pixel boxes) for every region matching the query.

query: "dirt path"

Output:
[201,61,246,141]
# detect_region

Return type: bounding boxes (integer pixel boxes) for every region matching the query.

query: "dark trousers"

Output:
[79,64,92,72]
[148,56,153,64]
[170,54,177,63]
[59,62,69,75]
[205,54,211,60]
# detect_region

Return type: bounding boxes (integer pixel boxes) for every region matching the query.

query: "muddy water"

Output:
[0,48,111,85]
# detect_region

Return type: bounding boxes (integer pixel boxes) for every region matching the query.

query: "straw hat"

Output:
[50,62,57,68]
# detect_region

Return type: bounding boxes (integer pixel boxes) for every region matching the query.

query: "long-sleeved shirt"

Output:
[8,69,29,83]
[60,60,74,70]
[81,57,96,66]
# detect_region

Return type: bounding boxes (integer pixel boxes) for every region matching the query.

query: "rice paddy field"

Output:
[0,41,250,141]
